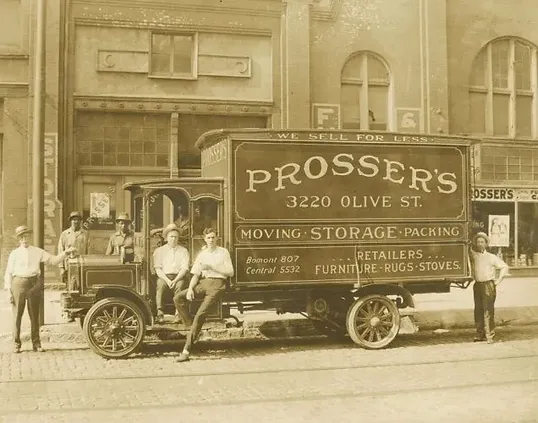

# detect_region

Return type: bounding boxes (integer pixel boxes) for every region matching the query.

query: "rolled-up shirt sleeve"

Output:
[180,249,190,272]
[4,251,15,291]
[41,249,64,266]
[190,253,203,276]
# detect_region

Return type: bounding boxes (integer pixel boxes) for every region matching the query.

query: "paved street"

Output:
[1,325,537,423]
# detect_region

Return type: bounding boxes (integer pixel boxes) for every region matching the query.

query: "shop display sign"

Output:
[90,193,111,218]
[488,215,510,247]
[472,187,538,202]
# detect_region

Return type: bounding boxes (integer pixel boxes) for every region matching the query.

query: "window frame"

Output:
[469,37,538,139]
[340,52,393,131]
[148,32,199,80]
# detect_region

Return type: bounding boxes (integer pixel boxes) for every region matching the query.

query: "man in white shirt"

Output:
[174,228,234,362]
[4,225,75,353]
[152,223,190,323]
[470,232,509,344]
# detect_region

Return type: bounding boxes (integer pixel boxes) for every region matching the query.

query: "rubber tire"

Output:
[346,294,400,349]
[83,297,146,359]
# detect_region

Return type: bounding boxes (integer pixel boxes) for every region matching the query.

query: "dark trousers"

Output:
[173,278,226,352]
[156,274,186,312]
[473,281,497,340]
[11,276,41,348]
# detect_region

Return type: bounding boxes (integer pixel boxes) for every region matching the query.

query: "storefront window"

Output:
[472,201,515,264]
[517,203,538,266]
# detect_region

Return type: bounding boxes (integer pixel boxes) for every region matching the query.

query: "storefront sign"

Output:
[312,104,340,129]
[234,142,466,221]
[235,222,466,244]
[235,244,467,285]
[472,187,538,202]
[44,133,62,255]
[488,215,510,247]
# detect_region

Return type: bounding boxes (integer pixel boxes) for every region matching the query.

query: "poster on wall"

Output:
[488,215,510,247]
[90,192,111,218]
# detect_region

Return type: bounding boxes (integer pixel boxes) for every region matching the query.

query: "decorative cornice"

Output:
[74,17,274,36]
[73,95,275,115]
[71,0,282,19]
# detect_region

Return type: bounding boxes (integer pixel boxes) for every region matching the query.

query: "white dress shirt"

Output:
[471,250,509,282]
[191,246,234,279]
[153,244,190,275]
[4,246,64,290]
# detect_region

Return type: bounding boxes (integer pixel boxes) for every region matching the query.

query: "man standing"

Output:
[470,232,509,344]
[105,213,134,256]
[58,211,90,289]
[4,225,75,353]
[153,223,190,323]
[174,228,234,362]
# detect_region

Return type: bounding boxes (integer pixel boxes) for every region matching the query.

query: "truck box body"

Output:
[196,130,475,288]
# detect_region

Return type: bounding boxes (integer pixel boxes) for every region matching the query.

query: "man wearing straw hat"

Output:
[3,225,76,353]
[105,212,134,256]
[470,232,509,344]
[152,223,190,323]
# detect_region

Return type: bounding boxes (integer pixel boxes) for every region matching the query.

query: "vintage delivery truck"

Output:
[61,129,477,358]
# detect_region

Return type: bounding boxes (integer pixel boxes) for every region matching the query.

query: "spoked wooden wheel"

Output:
[83,297,146,359]
[346,295,400,349]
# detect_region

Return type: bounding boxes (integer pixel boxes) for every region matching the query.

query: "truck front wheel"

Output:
[83,297,146,359]
[346,295,400,349]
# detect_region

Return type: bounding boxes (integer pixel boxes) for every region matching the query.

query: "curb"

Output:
[2,306,538,348]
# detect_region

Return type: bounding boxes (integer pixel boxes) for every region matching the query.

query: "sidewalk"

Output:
[1,276,537,346]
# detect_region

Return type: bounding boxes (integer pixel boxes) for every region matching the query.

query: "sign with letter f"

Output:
[312,104,341,130]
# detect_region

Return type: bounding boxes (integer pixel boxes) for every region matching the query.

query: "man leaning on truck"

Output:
[470,232,509,344]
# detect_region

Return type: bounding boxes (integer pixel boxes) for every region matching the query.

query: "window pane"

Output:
[492,39,510,89]
[173,35,194,74]
[516,94,532,136]
[151,35,172,75]
[470,50,487,87]
[515,40,532,90]
[469,92,486,134]
[368,85,388,128]
[341,84,361,129]
[151,53,170,75]
[367,55,389,82]
[493,93,509,135]
[341,54,362,80]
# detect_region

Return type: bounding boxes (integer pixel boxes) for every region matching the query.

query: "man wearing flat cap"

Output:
[105,212,135,256]
[4,225,76,353]
[58,211,90,289]
[470,232,509,344]
[152,223,190,323]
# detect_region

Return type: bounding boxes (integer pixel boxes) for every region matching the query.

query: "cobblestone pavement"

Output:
[1,326,537,423]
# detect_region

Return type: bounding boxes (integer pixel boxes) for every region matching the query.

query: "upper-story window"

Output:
[340,52,391,130]
[469,37,537,138]
[150,33,198,79]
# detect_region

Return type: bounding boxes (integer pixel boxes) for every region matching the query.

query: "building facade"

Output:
[1,0,538,283]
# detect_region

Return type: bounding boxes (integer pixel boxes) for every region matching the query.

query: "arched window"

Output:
[469,37,538,138]
[340,52,391,130]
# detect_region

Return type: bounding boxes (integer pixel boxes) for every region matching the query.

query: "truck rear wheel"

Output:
[83,297,146,359]
[346,295,400,349]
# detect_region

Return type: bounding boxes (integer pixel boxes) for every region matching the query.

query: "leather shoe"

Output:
[486,338,495,344]
[33,346,45,352]
[176,353,190,363]
[473,336,486,342]
[13,347,21,354]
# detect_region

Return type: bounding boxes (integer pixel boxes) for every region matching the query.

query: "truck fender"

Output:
[93,287,153,325]
[354,284,415,309]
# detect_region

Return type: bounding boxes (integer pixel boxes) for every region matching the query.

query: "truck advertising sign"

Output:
[233,141,467,222]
